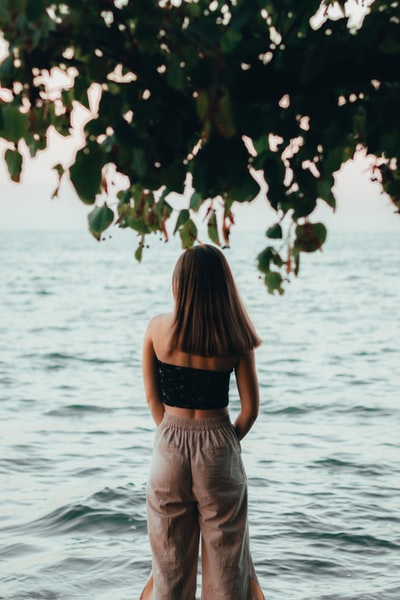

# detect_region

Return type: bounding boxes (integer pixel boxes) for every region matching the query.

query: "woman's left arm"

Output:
[142,318,165,426]
[233,349,260,441]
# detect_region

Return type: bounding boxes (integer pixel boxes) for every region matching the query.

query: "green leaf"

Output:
[88,204,114,241]
[379,30,400,54]
[216,90,236,138]
[324,146,348,175]
[190,191,203,211]
[1,106,29,143]
[174,209,190,235]
[192,135,259,200]
[70,146,104,204]
[196,90,209,121]
[62,89,74,111]
[294,223,327,253]
[292,192,317,220]
[4,147,23,182]
[156,197,173,219]
[51,163,65,198]
[0,54,13,78]
[262,156,286,211]
[220,29,242,53]
[265,271,284,295]
[229,3,256,31]
[126,215,150,234]
[0,3,10,20]
[187,21,221,45]
[257,246,283,273]
[266,223,282,239]
[230,173,260,203]
[316,174,336,209]
[132,147,148,178]
[257,247,273,273]
[253,135,269,155]
[134,239,144,262]
[179,218,197,249]
[26,0,45,22]
[74,76,90,109]
[207,209,220,245]
[88,54,110,82]
[53,163,64,178]
[167,55,184,91]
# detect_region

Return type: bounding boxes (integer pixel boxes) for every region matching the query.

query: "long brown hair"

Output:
[170,244,261,357]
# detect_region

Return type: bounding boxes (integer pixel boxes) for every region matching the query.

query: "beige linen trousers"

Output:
[142,413,265,600]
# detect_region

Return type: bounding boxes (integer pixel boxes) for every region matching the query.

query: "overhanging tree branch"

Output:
[0,0,399,293]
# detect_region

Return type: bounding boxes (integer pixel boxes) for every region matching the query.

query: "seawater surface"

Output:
[0,229,399,600]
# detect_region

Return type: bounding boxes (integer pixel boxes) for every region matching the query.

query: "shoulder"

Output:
[235,349,257,372]
[144,314,174,360]
[145,313,173,337]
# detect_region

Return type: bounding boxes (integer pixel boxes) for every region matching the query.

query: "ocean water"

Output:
[0,228,399,600]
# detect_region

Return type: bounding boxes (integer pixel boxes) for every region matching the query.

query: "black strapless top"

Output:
[156,357,232,410]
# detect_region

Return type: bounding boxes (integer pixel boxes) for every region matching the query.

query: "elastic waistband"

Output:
[160,412,232,431]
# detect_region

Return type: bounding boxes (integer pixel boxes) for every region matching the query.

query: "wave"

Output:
[335,404,395,416]
[263,402,396,418]
[8,485,147,537]
[264,404,327,416]
[292,530,400,551]
[310,458,390,477]
[28,325,70,334]
[20,352,118,365]
[4,505,143,539]
[0,542,39,559]
[0,456,54,474]
[36,504,140,535]
[45,404,116,417]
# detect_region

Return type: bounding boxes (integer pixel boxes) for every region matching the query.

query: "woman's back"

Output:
[151,313,239,372]
[148,313,237,419]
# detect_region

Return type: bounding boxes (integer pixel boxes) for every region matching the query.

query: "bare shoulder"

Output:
[146,313,173,337]
[145,313,174,359]
[235,349,258,377]
[236,349,256,366]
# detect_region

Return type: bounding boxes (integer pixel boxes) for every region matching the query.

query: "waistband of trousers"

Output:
[160,412,232,431]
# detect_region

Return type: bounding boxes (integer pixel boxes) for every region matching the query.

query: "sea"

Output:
[0,227,399,600]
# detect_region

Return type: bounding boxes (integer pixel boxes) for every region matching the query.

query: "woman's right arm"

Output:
[142,318,165,426]
[233,350,260,441]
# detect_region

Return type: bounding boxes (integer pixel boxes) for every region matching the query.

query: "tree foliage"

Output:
[0,0,399,292]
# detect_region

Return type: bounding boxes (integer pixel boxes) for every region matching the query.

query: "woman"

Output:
[140,244,265,600]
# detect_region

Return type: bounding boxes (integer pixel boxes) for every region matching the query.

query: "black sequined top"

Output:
[156,357,232,410]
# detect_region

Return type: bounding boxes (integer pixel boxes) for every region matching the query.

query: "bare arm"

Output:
[142,318,165,426]
[233,350,260,441]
